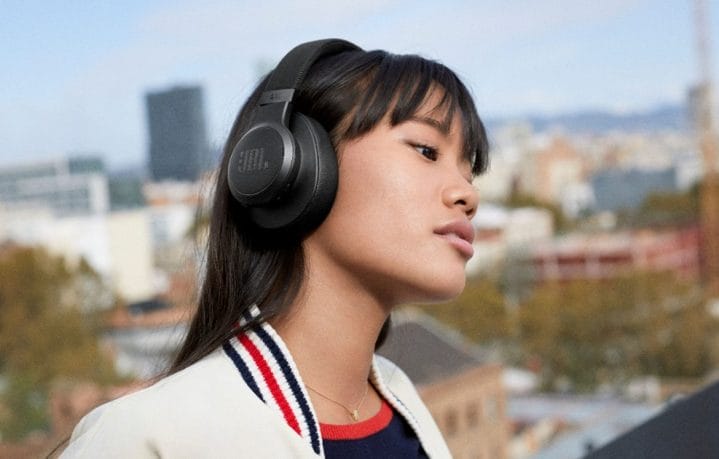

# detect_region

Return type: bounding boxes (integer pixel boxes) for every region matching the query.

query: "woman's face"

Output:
[305,91,480,306]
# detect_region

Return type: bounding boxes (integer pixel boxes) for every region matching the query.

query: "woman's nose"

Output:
[443,175,479,219]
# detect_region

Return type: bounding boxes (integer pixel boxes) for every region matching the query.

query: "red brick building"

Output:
[527,227,700,282]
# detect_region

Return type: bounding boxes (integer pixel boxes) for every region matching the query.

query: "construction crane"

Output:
[694,0,719,298]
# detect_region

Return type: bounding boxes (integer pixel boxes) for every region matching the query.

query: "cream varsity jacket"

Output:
[61,313,452,458]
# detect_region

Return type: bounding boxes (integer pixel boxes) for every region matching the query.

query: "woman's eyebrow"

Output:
[406,115,450,135]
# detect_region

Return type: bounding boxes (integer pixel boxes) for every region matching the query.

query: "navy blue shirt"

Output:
[320,399,429,458]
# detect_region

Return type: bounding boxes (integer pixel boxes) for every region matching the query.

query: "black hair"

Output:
[169,47,489,374]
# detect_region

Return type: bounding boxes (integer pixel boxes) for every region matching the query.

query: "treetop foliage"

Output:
[0,244,120,440]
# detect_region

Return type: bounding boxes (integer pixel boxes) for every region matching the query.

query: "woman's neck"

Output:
[270,252,390,408]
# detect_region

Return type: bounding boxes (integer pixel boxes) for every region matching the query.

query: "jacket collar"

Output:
[221,306,427,458]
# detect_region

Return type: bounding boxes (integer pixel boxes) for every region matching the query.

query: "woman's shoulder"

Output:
[93,347,243,413]
[61,348,287,458]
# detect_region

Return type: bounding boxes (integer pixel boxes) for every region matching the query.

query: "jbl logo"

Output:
[236,148,269,173]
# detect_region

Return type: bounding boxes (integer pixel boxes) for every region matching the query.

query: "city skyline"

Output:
[3,0,719,168]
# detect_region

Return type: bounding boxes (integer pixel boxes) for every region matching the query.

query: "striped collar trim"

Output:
[221,306,429,458]
[222,306,323,456]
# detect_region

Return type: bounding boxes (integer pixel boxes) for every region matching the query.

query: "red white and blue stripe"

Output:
[223,307,323,456]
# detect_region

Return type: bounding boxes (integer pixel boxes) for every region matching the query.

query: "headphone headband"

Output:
[264,39,361,95]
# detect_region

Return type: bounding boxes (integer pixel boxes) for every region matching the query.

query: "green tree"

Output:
[417,276,510,343]
[646,299,713,378]
[0,245,120,440]
[517,271,716,391]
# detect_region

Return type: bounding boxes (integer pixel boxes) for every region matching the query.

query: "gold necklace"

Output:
[305,382,369,422]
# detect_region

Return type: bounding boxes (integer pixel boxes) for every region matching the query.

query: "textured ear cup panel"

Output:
[249,113,338,232]
[227,123,297,206]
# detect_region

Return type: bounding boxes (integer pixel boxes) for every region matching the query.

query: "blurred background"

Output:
[2,1,719,457]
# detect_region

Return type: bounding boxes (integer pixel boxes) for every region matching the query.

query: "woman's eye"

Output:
[412,143,438,161]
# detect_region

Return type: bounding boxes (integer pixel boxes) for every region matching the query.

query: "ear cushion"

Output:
[249,112,338,233]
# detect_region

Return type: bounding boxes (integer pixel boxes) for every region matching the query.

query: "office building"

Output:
[0,155,109,216]
[146,85,209,182]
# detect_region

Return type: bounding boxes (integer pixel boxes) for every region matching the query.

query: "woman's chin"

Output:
[413,275,467,304]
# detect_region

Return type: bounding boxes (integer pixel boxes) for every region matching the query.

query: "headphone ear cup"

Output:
[249,113,338,233]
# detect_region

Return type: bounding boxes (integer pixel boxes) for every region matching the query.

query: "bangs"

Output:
[340,52,489,175]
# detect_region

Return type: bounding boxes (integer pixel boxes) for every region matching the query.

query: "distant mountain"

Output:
[486,103,688,134]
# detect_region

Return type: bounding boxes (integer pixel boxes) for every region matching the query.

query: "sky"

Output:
[2,0,719,168]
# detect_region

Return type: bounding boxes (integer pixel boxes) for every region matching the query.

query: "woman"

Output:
[62,38,488,458]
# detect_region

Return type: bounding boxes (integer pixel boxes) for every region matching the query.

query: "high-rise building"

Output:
[145,85,209,182]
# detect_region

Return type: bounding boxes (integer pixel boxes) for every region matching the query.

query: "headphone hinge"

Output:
[259,89,295,105]
[256,94,294,127]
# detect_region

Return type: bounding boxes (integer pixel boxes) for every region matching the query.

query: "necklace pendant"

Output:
[351,409,359,421]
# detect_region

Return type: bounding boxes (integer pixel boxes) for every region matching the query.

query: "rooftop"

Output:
[376,308,486,386]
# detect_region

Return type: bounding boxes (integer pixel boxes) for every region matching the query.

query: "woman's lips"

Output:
[434,220,475,259]
[437,232,475,258]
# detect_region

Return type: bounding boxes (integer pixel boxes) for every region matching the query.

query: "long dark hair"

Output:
[169,46,490,374]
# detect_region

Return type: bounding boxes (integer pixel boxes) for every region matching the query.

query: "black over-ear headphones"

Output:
[227,39,362,233]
